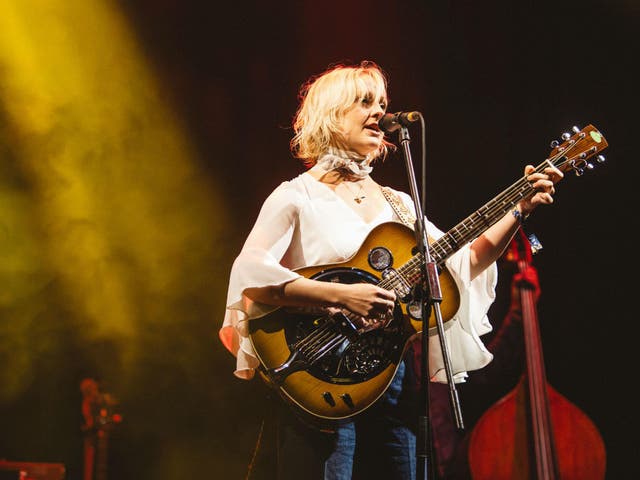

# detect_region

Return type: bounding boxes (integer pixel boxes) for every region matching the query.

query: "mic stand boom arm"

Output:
[396,124,464,480]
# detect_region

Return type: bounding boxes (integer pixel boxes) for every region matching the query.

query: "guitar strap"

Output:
[380,186,425,397]
[381,186,416,229]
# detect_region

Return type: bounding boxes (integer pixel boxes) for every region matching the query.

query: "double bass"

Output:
[468,230,606,479]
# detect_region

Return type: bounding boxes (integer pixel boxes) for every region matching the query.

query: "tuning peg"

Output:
[561,132,571,141]
[572,126,581,133]
[583,156,606,173]
[550,139,560,148]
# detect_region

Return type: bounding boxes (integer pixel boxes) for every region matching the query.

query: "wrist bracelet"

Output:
[512,208,529,224]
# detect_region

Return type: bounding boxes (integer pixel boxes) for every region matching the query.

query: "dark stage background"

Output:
[0,1,636,479]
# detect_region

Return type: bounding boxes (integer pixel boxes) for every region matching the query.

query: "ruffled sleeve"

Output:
[392,189,498,383]
[219,180,304,379]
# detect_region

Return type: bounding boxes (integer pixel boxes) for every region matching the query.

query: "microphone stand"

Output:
[396,125,464,480]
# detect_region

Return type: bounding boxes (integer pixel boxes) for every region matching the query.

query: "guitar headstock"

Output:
[547,124,607,176]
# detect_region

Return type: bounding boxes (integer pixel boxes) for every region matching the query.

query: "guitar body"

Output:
[249,222,460,426]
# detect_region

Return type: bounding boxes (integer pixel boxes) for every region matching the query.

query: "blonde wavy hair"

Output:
[290,61,394,166]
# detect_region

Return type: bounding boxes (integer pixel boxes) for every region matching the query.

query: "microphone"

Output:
[378,111,421,133]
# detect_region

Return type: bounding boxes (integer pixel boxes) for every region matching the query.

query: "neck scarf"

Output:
[316,147,372,179]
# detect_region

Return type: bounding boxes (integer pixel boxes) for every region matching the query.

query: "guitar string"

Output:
[309,335,348,362]
[378,135,590,295]
[295,317,351,361]
[296,323,336,351]
[299,156,560,363]
[300,308,385,360]
[291,134,593,363]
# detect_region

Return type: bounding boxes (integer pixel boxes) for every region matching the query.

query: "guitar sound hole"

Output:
[283,267,405,385]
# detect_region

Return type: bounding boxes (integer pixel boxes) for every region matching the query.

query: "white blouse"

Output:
[220,172,497,382]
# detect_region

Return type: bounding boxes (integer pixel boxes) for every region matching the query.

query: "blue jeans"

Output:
[277,361,419,480]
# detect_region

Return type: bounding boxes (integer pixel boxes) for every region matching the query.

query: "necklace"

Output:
[344,180,366,203]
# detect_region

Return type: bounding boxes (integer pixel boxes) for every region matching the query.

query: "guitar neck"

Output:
[382,172,534,292]
[432,171,535,264]
[392,167,538,284]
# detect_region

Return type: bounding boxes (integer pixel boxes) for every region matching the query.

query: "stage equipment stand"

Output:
[396,120,464,480]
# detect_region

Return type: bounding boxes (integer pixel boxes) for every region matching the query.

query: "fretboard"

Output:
[430,169,539,265]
